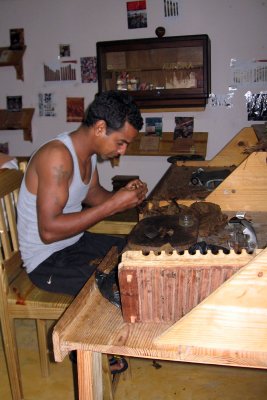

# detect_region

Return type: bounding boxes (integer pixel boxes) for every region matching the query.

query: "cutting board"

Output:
[127,215,198,251]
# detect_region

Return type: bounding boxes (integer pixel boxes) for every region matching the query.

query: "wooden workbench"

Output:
[143,127,267,213]
[53,245,267,400]
[53,125,267,399]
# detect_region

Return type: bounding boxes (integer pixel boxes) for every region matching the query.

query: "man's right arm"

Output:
[33,147,147,244]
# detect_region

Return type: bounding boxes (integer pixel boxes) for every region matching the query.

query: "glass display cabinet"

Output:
[96,35,211,110]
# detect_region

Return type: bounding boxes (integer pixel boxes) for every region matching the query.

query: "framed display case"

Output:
[96,35,211,110]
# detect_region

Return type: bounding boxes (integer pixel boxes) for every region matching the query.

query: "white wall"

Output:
[0,0,266,192]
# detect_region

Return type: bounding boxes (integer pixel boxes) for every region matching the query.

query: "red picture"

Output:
[127,1,147,29]
[66,97,84,122]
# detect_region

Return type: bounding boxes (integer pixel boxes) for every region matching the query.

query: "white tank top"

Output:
[17,132,97,273]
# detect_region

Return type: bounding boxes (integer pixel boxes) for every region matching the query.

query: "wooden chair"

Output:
[0,169,74,400]
[0,168,127,400]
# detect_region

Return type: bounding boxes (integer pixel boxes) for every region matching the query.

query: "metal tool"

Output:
[191,168,231,189]
[228,214,258,252]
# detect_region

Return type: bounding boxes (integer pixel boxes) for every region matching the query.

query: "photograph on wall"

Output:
[59,44,71,58]
[174,116,194,139]
[163,0,179,17]
[66,97,84,122]
[209,93,234,108]
[230,59,267,88]
[80,56,97,83]
[43,61,78,82]
[9,28,24,50]
[127,1,147,29]
[0,142,9,154]
[246,92,267,121]
[6,96,22,112]
[145,117,163,136]
[38,93,56,117]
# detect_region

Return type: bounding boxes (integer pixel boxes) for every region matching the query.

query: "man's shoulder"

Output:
[38,139,70,157]
[30,140,73,173]
[35,131,70,153]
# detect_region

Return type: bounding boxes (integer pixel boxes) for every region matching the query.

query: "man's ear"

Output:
[94,120,107,137]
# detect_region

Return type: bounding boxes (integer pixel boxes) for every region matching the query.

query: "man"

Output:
[17,90,147,373]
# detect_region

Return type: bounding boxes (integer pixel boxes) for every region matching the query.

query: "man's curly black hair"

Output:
[82,90,143,133]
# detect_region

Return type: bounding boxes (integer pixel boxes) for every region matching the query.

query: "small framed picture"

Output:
[174,117,194,139]
[127,1,147,29]
[6,96,22,112]
[9,28,24,50]
[80,56,97,83]
[66,97,84,122]
[145,117,163,136]
[38,93,56,117]
[164,0,179,17]
[59,44,71,58]
[0,142,9,154]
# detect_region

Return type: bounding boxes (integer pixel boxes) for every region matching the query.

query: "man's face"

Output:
[98,121,138,160]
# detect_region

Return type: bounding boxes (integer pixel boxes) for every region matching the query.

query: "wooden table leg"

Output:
[102,354,115,400]
[77,350,103,400]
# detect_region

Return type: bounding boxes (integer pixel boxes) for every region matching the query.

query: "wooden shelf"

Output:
[125,131,208,158]
[0,108,35,142]
[141,106,205,113]
[0,46,26,80]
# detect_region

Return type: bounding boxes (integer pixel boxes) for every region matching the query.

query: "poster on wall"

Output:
[38,93,56,117]
[59,44,71,58]
[209,93,234,108]
[0,142,9,154]
[230,59,267,88]
[80,56,97,83]
[174,117,194,139]
[127,1,147,29]
[163,0,179,17]
[66,97,84,122]
[9,28,24,50]
[145,117,163,136]
[43,61,78,82]
[6,96,22,112]
[246,91,267,121]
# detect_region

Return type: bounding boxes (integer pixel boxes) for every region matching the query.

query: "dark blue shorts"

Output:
[28,231,126,296]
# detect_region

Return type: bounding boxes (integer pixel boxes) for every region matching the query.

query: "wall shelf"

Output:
[0,46,26,81]
[0,108,35,142]
[125,132,208,158]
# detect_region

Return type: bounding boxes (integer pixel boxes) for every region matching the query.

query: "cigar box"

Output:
[118,249,258,323]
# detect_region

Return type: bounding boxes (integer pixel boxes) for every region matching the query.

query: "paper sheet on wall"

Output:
[38,93,56,117]
[43,61,78,82]
[230,59,267,88]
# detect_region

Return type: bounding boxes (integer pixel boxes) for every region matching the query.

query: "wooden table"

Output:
[53,246,267,400]
[52,127,267,399]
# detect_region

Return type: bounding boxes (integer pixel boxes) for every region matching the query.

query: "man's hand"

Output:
[124,179,148,203]
[110,179,148,212]
[125,179,147,190]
